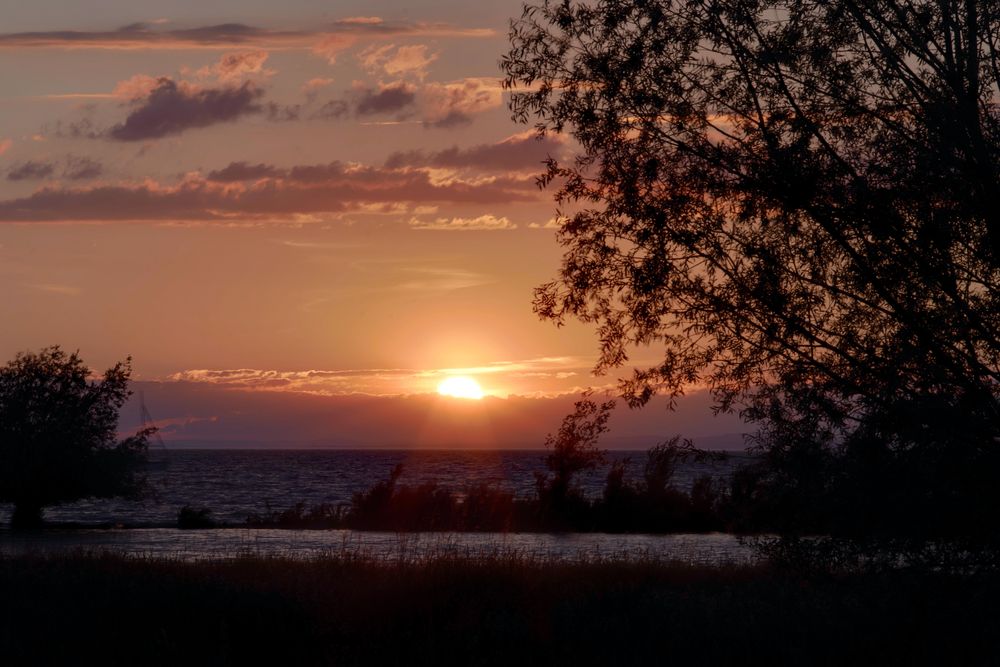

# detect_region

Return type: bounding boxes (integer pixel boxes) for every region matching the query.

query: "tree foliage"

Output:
[503,0,1000,539]
[0,346,150,527]
[536,395,614,509]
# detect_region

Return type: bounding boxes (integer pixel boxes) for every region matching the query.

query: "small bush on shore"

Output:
[176,506,215,529]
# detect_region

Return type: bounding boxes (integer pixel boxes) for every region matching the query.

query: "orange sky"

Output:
[0,1,746,448]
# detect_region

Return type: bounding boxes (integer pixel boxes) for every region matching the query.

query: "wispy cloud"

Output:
[0,165,537,223]
[7,160,55,181]
[166,356,594,397]
[386,131,565,172]
[409,214,516,231]
[391,267,493,291]
[6,156,104,182]
[0,19,495,51]
[26,283,81,296]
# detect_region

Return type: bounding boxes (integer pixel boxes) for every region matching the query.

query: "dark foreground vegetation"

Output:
[244,443,729,533]
[2,552,999,666]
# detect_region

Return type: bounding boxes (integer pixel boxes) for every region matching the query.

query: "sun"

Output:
[437,376,484,400]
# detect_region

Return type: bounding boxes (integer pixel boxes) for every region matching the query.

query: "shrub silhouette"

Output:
[177,506,216,529]
[534,396,614,529]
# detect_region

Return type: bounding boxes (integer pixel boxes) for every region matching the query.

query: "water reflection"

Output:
[0,528,755,565]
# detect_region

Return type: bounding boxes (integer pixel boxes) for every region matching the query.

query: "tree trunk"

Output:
[11,503,44,529]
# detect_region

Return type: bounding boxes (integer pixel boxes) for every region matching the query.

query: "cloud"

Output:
[206,161,281,182]
[108,78,264,140]
[528,216,567,229]
[7,160,55,181]
[312,81,417,120]
[121,377,746,449]
[0,138,11,155]
[165,356,593,397]
[314,99,350,119]
[422,77,504,127]
[313,77,500,125]
[409,214,516,231]
[354,81,417,116]
[111,74,162,100]
[359,44,438,79]
[0,20,495,51]
[62,155,103,180]
[312,34,357,65]
[190,50,273,84]
[265,102,302,122]
[391,267,493,291]
[6,156,104,182]
[0,165,538,222]
[302,77,334,101]
[386,131,565,172]
[26,283,81,296]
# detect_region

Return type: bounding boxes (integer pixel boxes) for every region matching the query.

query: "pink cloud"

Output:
[359,44,438,79]
[312,34,357,65]
[302,77,334,101]
[409,214,516,231]
[422,77,504,127]
[112,74,162,100]
[192,50,273,84]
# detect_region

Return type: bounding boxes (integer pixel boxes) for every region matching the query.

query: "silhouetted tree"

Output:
[503,1,1000,542]
[0,346,151,528]
[536,395,613,522]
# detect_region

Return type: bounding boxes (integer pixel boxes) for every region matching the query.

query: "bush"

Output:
[177,506,215,529]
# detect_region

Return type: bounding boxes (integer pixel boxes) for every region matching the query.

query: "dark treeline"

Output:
[238,402,738,533]
[233,397,1000,559]
[241,445,729,533]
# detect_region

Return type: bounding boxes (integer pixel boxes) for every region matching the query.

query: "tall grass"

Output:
[2,551,998,665]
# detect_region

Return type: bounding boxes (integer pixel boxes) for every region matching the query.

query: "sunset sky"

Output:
[0,0,744,448]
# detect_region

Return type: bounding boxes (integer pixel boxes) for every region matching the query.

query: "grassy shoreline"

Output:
[2,552,999,666]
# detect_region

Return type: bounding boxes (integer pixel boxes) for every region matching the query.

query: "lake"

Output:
[0,449,755,563]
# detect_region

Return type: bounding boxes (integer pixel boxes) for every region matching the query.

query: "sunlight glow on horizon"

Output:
[437,376,485,400]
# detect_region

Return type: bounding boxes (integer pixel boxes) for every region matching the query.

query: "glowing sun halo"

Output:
[437,376,484,400]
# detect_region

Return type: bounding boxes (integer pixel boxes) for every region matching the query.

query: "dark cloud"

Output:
[385,133,564,172]
[311,82,416,120]
[425,110,472,128]
[51,116,102,140]
[62,155,103,180]
[0,20,494,49]
[206,161,281,182]
[7,160,55,181]
[0,23,307,49]
[0,165,539,222]
[108,78,264,141]
[354,82,416,116]
[265,102,301,122]
[314,99,349,120]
